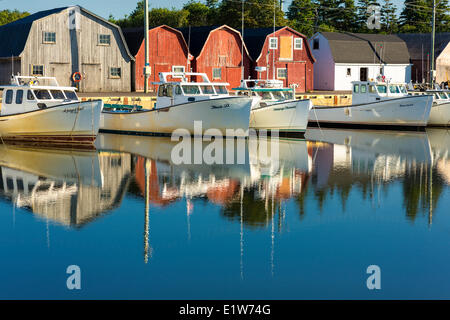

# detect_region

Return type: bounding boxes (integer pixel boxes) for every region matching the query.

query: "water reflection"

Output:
[0,144,132,228]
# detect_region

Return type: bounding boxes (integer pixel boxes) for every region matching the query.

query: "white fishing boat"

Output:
[0,76,102,145]
[408,89,450,127]
[232,79,312,135]
[100,72,252,137]
[309,80,433,128]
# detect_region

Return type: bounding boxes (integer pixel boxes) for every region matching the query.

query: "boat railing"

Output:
[158,72,212,84]
[12,76,60,87]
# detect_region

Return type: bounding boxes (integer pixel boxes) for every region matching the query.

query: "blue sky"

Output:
[1,0,406,20]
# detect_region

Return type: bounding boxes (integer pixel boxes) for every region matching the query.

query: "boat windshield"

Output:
[284,91,294,100]
[50,90,65,100]
[214,85,228,94]
[182,85,201,95]
[200,85,215,95]
[399,86,407,94]
[377,85,387,94]
[272,91,285,100]
[439,92,448,99]
[389,85,400,94]
[64,90,78,100]
[33,89,52,100]
[258,91,273,100]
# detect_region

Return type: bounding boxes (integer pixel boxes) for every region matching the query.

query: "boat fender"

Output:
[72,72,82,83]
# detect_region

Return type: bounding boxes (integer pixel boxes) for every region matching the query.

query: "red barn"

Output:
[244,27,315,92]
[123,25,189,92]
[179,25,252,89]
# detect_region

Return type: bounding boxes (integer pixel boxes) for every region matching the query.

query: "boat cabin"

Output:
[153,72,231,109]
[232,79,296,102]
[351,80,412,105]
[0,76,79,116]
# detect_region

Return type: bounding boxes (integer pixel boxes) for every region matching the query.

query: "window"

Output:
[376,85,387,94]
[272,91,284,100]
[212,68,222,80]
[172,66,185,73]
[174,85,182,95]
[43,32,56,44]
[294,38,303,50]
[360,67,368,81]
[5,90,13,104]
[269,37,278,49]
[313,39,319,50]
[50,90,65,99]
[277,68,287,79]
[369,85,376,93]
[31,65,44,76]
[346,68,351,76]
[214,85,228,94]
[64,90,78,100]
[98,34,111,45]
[353,84,359,93]
[27,90,35,100]
[182,85,200,95]
[15,90,23,104]
[218,56,227,66]
[200,85,215,94]
[389,85,400,94]
[360,85,367,93]
[33,90,51,100]
[110,67,121,78]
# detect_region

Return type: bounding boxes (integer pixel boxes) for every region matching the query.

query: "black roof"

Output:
[122,27,145,57]
[177,26,220,57]
[0,7,68,57]
[319,32,411,64]
[241,27,283,60]
[397,33,450,61]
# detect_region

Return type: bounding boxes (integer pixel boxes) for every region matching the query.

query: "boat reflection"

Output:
[0,144,132,227]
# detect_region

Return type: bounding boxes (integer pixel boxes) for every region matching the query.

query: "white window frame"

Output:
[269,37,278,50]
[277,68,287,80]
[294,38,303,50]
[109,67,121,78]
[212,68,222,80]
[172,65,185,78]
[98,34,111,46]
[43,31,56,44]
[31,64,44,76]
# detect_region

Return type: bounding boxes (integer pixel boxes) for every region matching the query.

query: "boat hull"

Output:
[250,99,312,134]
[100,97,252,137]
[308,95,433,128]
[428,101,450,127]
[0,100,102,145]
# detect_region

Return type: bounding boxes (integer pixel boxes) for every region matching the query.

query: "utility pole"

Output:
[430,0,436,88]
[279,0,284,11]
[144,0,150,93]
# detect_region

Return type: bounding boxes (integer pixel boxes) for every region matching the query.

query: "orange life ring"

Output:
[72,72,82,82]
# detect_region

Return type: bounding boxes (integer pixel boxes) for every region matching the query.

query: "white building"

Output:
[309,32,412,91]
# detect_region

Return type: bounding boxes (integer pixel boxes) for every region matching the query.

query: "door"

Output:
[226,67,241,89]
[360,67,368,81]
[81,64,101,92]
[50,64,71,87]
[280,36,293,61]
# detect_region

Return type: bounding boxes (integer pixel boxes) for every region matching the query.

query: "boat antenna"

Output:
[187,25,191,72]
[241,0,244,81]
[272,0,276,80]
[430,0,437,88]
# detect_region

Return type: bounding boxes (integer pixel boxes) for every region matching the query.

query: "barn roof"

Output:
[241,27,283,60]
[318,32,410,64]
[0,6,134,60]
[397,33,450,61]
[123,25,188,57]
[177,26,220,57]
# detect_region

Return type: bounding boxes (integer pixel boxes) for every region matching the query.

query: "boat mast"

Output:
[272,0,276,80]
[430,0,436,88]
[144,0,150,93]
[241,0,245,81]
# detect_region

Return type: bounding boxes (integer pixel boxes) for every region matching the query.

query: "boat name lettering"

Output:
[211,104,231,110]
[399,104,413,108]
[63,106,85,113]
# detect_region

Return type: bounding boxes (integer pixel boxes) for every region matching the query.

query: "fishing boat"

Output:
[232,79,312,135]
[309,80,433,128]
[408,88,450,127]
[100,72,252,137]
[0,76,102,145]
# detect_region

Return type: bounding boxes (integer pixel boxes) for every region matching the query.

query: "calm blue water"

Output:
[0,128,450,299]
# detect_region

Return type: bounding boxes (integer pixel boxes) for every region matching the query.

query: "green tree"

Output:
[399,0,450,33]
[0,9,30,26]
[183,1,211,26]
[216,0,287,29]
[356,0,381,33]
[312,0,357,32]
[380,0,398,33]
[287,0,317,36]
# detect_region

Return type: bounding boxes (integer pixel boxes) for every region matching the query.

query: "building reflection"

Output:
[0,144,132,227]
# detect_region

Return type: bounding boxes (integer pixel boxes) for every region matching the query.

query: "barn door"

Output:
[81,64,101,92]
[50,64,71,87]
[280,36,293,61]
[225,67,241,89]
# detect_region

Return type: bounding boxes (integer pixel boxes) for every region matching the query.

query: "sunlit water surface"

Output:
[1,128,450,299]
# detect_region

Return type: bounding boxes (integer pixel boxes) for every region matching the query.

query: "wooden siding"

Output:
[134,26,189,92]
[19,8,131,92]
[194,27,251,89]
[254,28,314,92]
